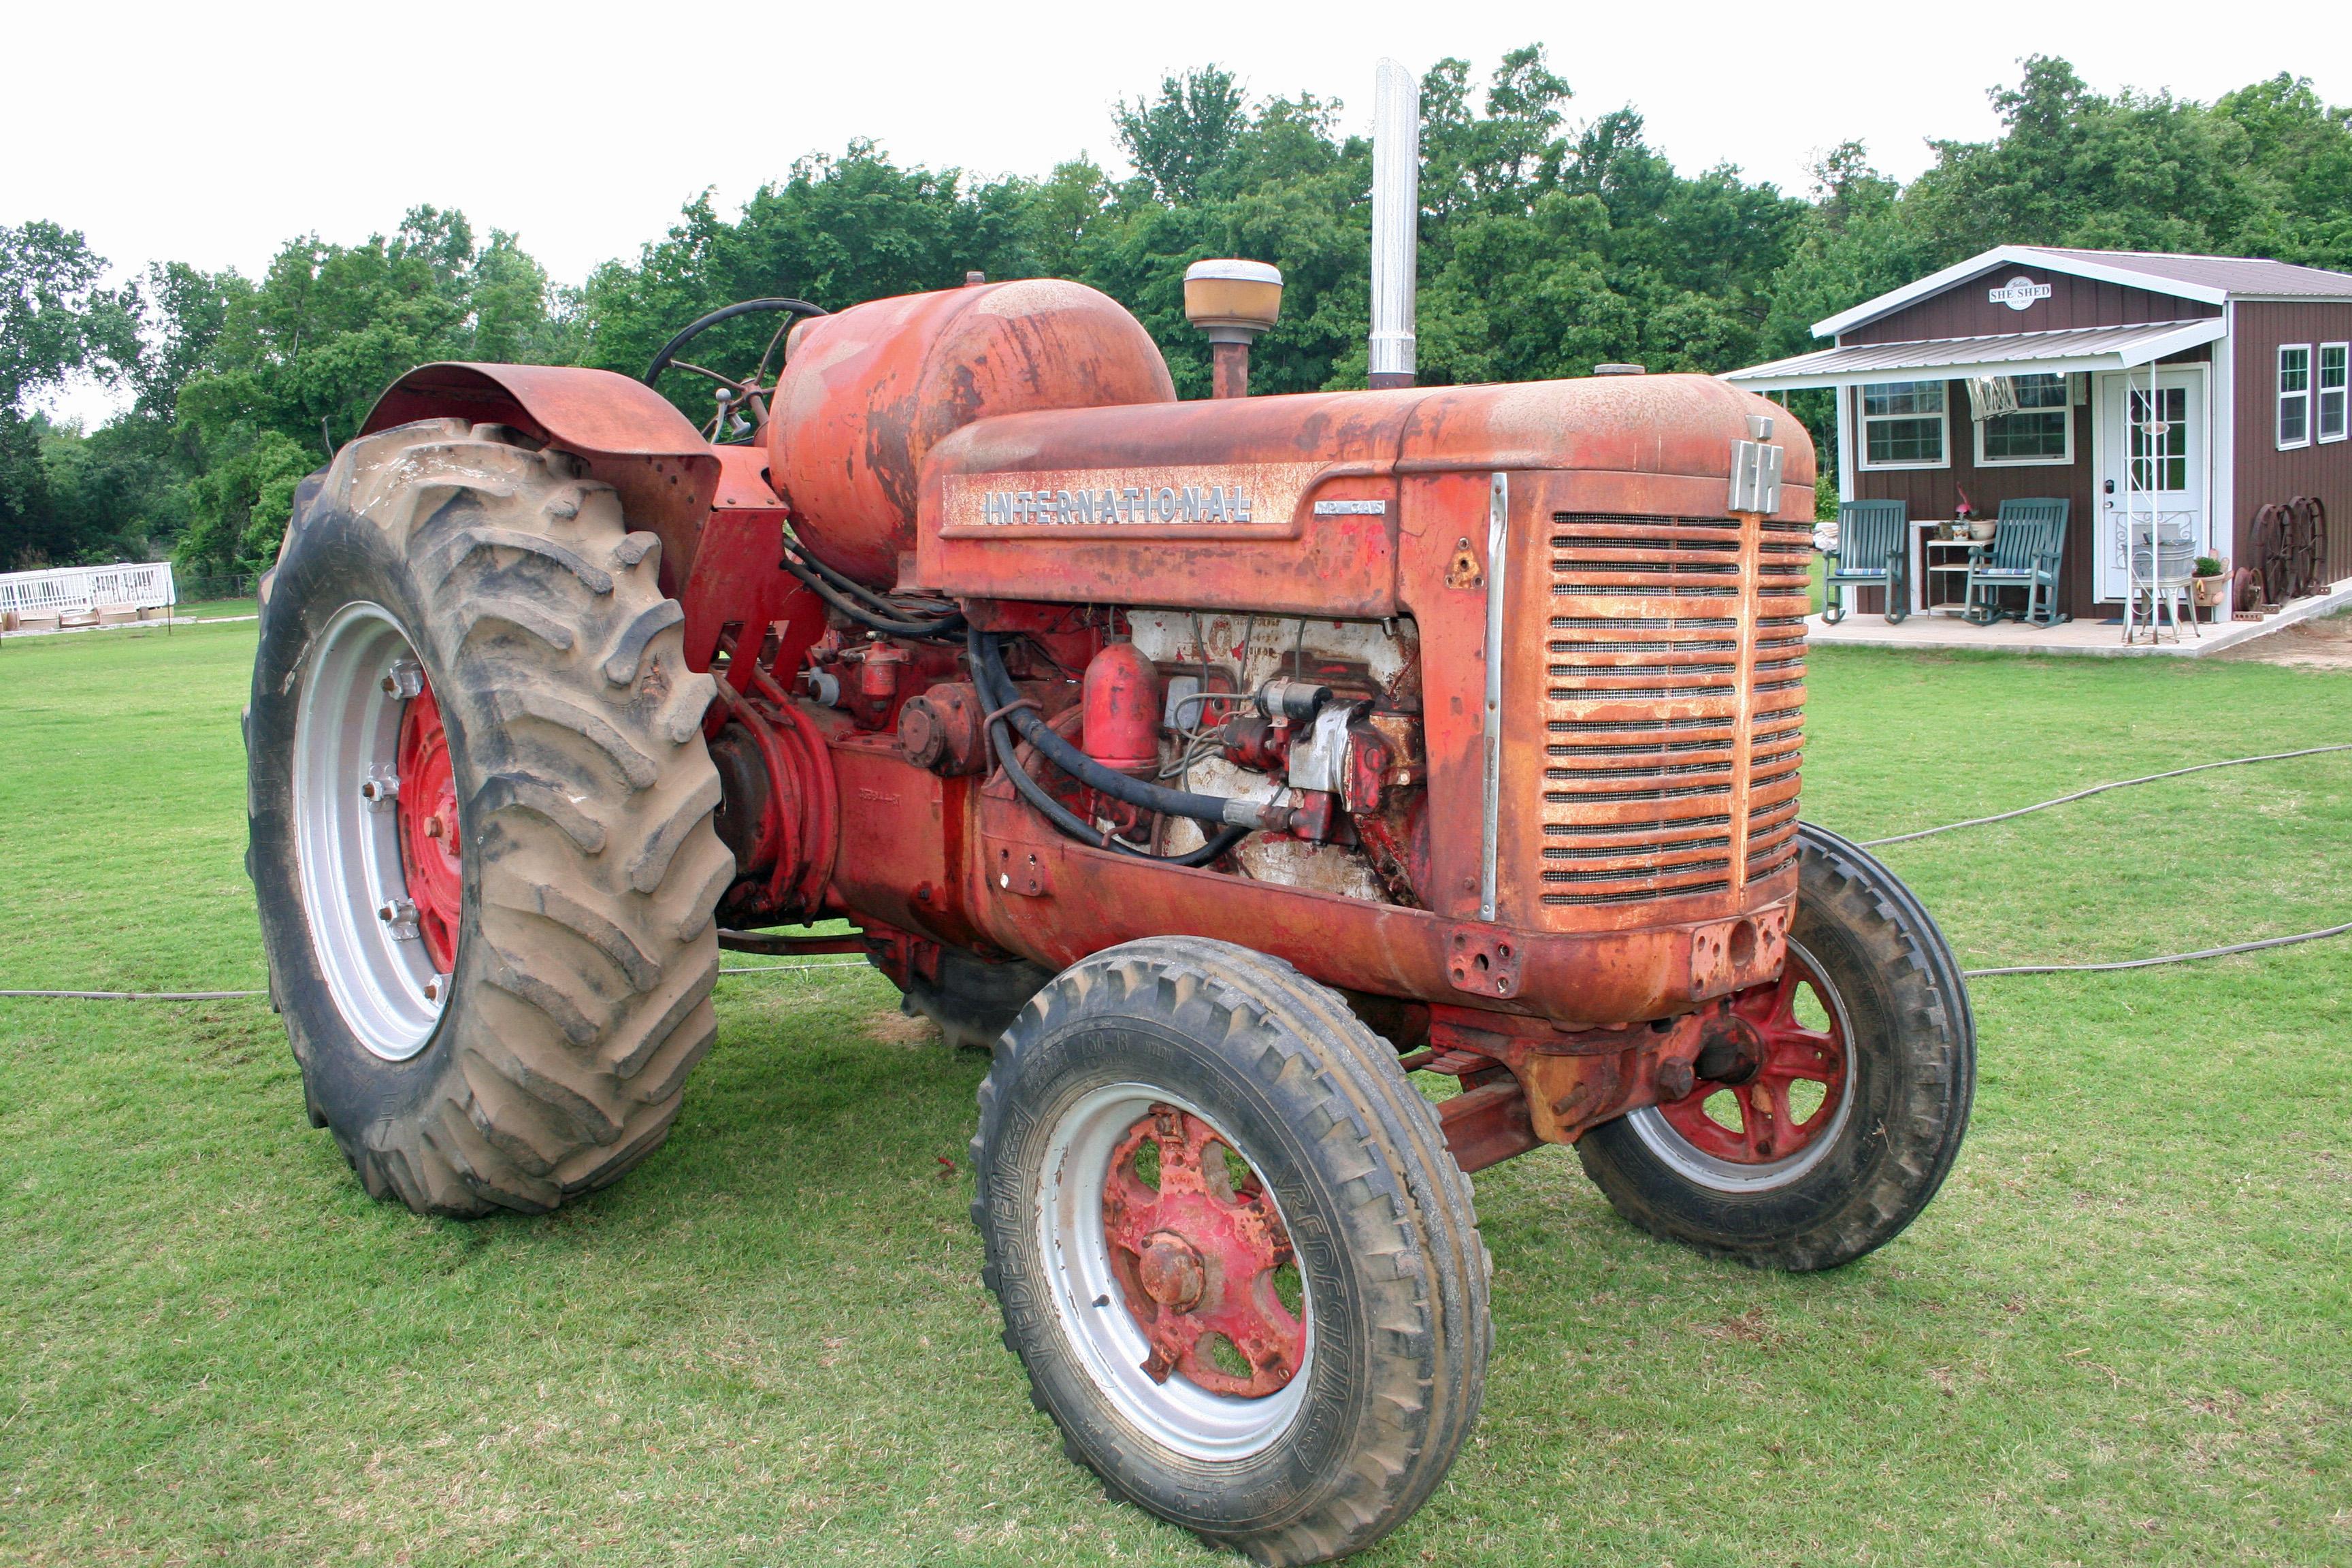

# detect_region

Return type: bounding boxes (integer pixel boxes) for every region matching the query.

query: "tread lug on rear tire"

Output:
[970,937,1488,1565]
[246,419,729,1218]
[1578,821,1975,1271]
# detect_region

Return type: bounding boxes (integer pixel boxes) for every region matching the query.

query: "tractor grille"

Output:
[1535,512,1808,910]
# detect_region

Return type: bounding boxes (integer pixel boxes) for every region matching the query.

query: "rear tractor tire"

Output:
[1576,822,1975,1271]
[246,419,733,1217]
[970,938,1490,1565]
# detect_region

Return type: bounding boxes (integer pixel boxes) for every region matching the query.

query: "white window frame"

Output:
[1973,373,2076,467]
[2318,342,2347,444]
[2277,343,2312,451]
[1855,380,1950,471]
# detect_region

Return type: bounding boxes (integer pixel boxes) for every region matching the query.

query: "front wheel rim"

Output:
[1037,1083,1312,1462]
[1624,938,1855,1192]
[292,603,453,1061]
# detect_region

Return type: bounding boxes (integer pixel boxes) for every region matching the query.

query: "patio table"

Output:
[1908,521,1983,616]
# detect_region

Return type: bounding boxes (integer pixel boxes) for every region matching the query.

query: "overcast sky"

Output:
[12,0,2347,423]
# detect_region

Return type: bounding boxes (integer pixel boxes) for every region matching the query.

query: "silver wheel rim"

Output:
[1036,1082,1311,1461]
[293,602,447,1061]
[1623,937,1856,1192]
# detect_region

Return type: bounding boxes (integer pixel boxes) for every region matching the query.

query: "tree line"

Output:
[3,50,2347,580]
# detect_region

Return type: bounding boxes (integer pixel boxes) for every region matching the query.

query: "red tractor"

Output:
[245,272,1972,1563]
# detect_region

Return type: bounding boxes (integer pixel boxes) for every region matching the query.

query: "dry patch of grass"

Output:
[864,1007,943,1047]
[2217,606,2352,668]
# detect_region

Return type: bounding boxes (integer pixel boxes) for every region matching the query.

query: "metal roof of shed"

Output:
[1721,318,2228,391]
[2021,248,2352,297]
[1810,246,2352,338]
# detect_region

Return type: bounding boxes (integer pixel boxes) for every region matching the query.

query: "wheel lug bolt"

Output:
[1655,1058,1696,1102]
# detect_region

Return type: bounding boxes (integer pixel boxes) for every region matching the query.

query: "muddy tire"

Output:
[246,419,732,1217]
[970,937,1488,1565]
[1576,823,1974,1271]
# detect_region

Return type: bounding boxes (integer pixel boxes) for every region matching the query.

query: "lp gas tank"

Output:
[768,280,1174,589]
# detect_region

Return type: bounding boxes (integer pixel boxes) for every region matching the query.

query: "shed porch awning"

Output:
[1720,318,2227,392]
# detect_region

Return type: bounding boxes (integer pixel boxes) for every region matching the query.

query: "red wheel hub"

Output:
[1659,952,1848,1163]
[394,682,461,975]
[1101,1106,1303,1397]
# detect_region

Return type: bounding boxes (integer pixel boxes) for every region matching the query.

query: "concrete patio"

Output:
[1808,572,2352,657]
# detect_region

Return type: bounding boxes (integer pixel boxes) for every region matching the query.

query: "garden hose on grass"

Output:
[1859,742,2352,847]
[1857,740,2352,976]
[0,960,868,1001]
[7,746,2348,997]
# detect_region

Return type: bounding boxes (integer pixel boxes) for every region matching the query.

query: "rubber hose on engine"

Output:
[781,549,967,640]
[966,628,1251,868]
[970,631,1288,832]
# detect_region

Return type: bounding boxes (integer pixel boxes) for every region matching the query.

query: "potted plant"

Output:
[2192,555,2230,608]
[1956,485,1994,541]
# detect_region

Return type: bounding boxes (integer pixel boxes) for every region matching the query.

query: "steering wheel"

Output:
[642,297,828,444]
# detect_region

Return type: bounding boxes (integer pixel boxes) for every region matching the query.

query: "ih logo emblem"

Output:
[1989,276,2053,311]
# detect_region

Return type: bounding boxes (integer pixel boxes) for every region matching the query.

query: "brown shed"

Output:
[1725,246,2352,624]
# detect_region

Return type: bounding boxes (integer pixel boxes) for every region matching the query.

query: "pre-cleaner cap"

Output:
[1183,259,1284,339]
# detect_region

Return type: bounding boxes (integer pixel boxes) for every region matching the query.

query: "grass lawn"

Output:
[2,619,2347,1567]
[174,597,261,621]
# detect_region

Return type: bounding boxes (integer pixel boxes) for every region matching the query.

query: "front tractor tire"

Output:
[970,938,1490,1566]
[1576,822,1976,1271]
[246,419,734,1217]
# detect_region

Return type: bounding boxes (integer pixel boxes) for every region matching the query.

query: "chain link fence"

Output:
[174,572,261,607]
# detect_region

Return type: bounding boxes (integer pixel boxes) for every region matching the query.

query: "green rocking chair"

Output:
[1823,500,1910,624]
[1963,499,2070,627]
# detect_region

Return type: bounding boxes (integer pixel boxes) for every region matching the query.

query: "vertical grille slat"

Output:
[1535,512,1805,911]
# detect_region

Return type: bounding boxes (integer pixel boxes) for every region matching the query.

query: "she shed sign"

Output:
[1989,276,2054,310]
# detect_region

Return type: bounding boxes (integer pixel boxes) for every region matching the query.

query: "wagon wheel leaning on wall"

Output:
[2253,503,2291,608]
[245,419,729,1216]
[2291,496,2329,601]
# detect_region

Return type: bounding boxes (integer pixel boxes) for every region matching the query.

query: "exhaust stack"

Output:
[1368,57,1419,391]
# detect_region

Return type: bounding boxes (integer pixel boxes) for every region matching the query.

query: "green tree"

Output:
[1,221,139,566]
[170,207,564,575]
[1113,67,1249,203]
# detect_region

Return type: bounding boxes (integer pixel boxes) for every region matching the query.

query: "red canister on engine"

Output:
[1081,640,1164,775]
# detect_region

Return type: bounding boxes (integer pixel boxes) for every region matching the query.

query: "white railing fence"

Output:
[0,561,177,618]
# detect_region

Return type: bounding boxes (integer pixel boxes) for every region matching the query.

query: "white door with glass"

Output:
[2095,369,2204,604]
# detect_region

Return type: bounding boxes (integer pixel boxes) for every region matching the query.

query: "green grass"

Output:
[175,597,261,621]
[2,623,2347,1566]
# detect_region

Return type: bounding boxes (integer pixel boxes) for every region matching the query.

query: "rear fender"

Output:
[362,363,723,595]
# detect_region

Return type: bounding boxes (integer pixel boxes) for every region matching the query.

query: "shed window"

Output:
[2278,344,2311,450]
[1859,381,1947,469]
[2319,344,2347,444]
[1976,374,2073,465]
